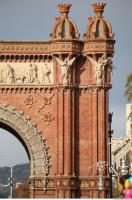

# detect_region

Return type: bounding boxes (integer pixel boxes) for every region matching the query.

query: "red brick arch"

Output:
[0,103,50,187]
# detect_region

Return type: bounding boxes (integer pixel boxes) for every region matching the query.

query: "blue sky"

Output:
[0,0,131,166]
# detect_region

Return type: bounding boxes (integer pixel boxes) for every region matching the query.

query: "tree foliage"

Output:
[124,73,132,101]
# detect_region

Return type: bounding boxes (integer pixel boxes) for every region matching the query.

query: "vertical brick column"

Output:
[92,90,98,175]
[56,88,76,198]
[58,89,65,176]
[98,90,108,163]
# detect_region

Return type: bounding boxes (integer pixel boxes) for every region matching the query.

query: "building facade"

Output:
[126,103,132,138]
[112,136,132,175]
[0,3,115,198]
[112,104,132,176]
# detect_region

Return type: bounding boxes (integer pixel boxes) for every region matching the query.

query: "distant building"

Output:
[111,104,132,175]
[112,136,131,175]
[126,103,132,138]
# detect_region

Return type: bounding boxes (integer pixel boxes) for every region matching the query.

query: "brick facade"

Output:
[0,2,115,198]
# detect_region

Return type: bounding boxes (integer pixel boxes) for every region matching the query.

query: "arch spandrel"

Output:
[0,103,50,187]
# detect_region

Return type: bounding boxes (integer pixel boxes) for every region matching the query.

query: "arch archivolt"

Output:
[0,103,50,182]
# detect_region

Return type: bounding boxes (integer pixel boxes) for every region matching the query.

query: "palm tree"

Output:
[124,73,132,101]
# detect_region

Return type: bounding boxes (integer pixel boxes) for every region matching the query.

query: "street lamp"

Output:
[88,161,118,192]
[108,112,114,198]
[8,166,15,198]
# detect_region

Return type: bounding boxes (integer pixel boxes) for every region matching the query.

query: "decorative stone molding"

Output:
[24,95,35,109]
[0,84,110,94]
[38,93,55,111]
[34,179,55,189]
[83,41,114,54]
[30,176,110,192]
[0,41,83,55]
[24,92,55,124]
[0,54,52,62]
[0,103,50,189]
[0,62,53,85]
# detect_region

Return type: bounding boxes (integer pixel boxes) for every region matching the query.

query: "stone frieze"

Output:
[0,62,53,85]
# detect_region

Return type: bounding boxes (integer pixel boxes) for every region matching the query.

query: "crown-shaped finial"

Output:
[92,2,107,17]
[57,3,72,16]
[55,16,61,21]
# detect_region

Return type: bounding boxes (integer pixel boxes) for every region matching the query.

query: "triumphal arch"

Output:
[0,2,115,198]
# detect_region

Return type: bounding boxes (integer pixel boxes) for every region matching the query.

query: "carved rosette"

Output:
[0,103,50,190]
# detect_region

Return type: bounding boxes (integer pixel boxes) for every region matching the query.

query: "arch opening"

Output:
[0,127,30,198]
[0,103,50,180]
[0,122,30,161]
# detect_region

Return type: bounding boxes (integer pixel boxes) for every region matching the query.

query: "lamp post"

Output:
[108,112,114,198]
[8,166,15,198]
[88,161,118,192]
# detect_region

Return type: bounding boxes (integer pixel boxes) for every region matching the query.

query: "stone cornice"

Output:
[83,40,115,54]
[0,39,114,56]
[0,40,83,55]
[0,84,111,93]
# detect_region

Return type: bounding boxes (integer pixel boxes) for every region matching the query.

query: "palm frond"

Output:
[124,73,132,101]
[125,73,132,87]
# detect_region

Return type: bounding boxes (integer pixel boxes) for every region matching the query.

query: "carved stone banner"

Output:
[0,62,53,85]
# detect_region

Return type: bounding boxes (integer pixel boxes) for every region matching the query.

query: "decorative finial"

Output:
[57,3,72,17]
[91,2,107,17]
[88,16,93,24]
[55,16,61,21]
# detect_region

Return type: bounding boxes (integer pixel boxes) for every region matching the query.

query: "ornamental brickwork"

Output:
[0,2,115,198]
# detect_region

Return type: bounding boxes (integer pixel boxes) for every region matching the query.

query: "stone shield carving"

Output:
[0,103,50,189]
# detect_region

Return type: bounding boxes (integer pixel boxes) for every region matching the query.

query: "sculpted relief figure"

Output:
[107,57,113,84]
[55,56,75,84]
[0,64,15,84]
[88,54,113,85]
[25,64,39,84]
[0,68,4,83]
[0,62,54,85]
[42,62,51,84]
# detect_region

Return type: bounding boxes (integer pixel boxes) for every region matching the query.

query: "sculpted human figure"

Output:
[3,64,15,84]
[55,56,75,84]
[107,57,113,84]
[42,62,51,84]
[88,54,112,84]
[26,64,39,84]
[0,68,4,83]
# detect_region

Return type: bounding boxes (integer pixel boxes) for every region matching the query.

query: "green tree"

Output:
[124,73,132,101]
